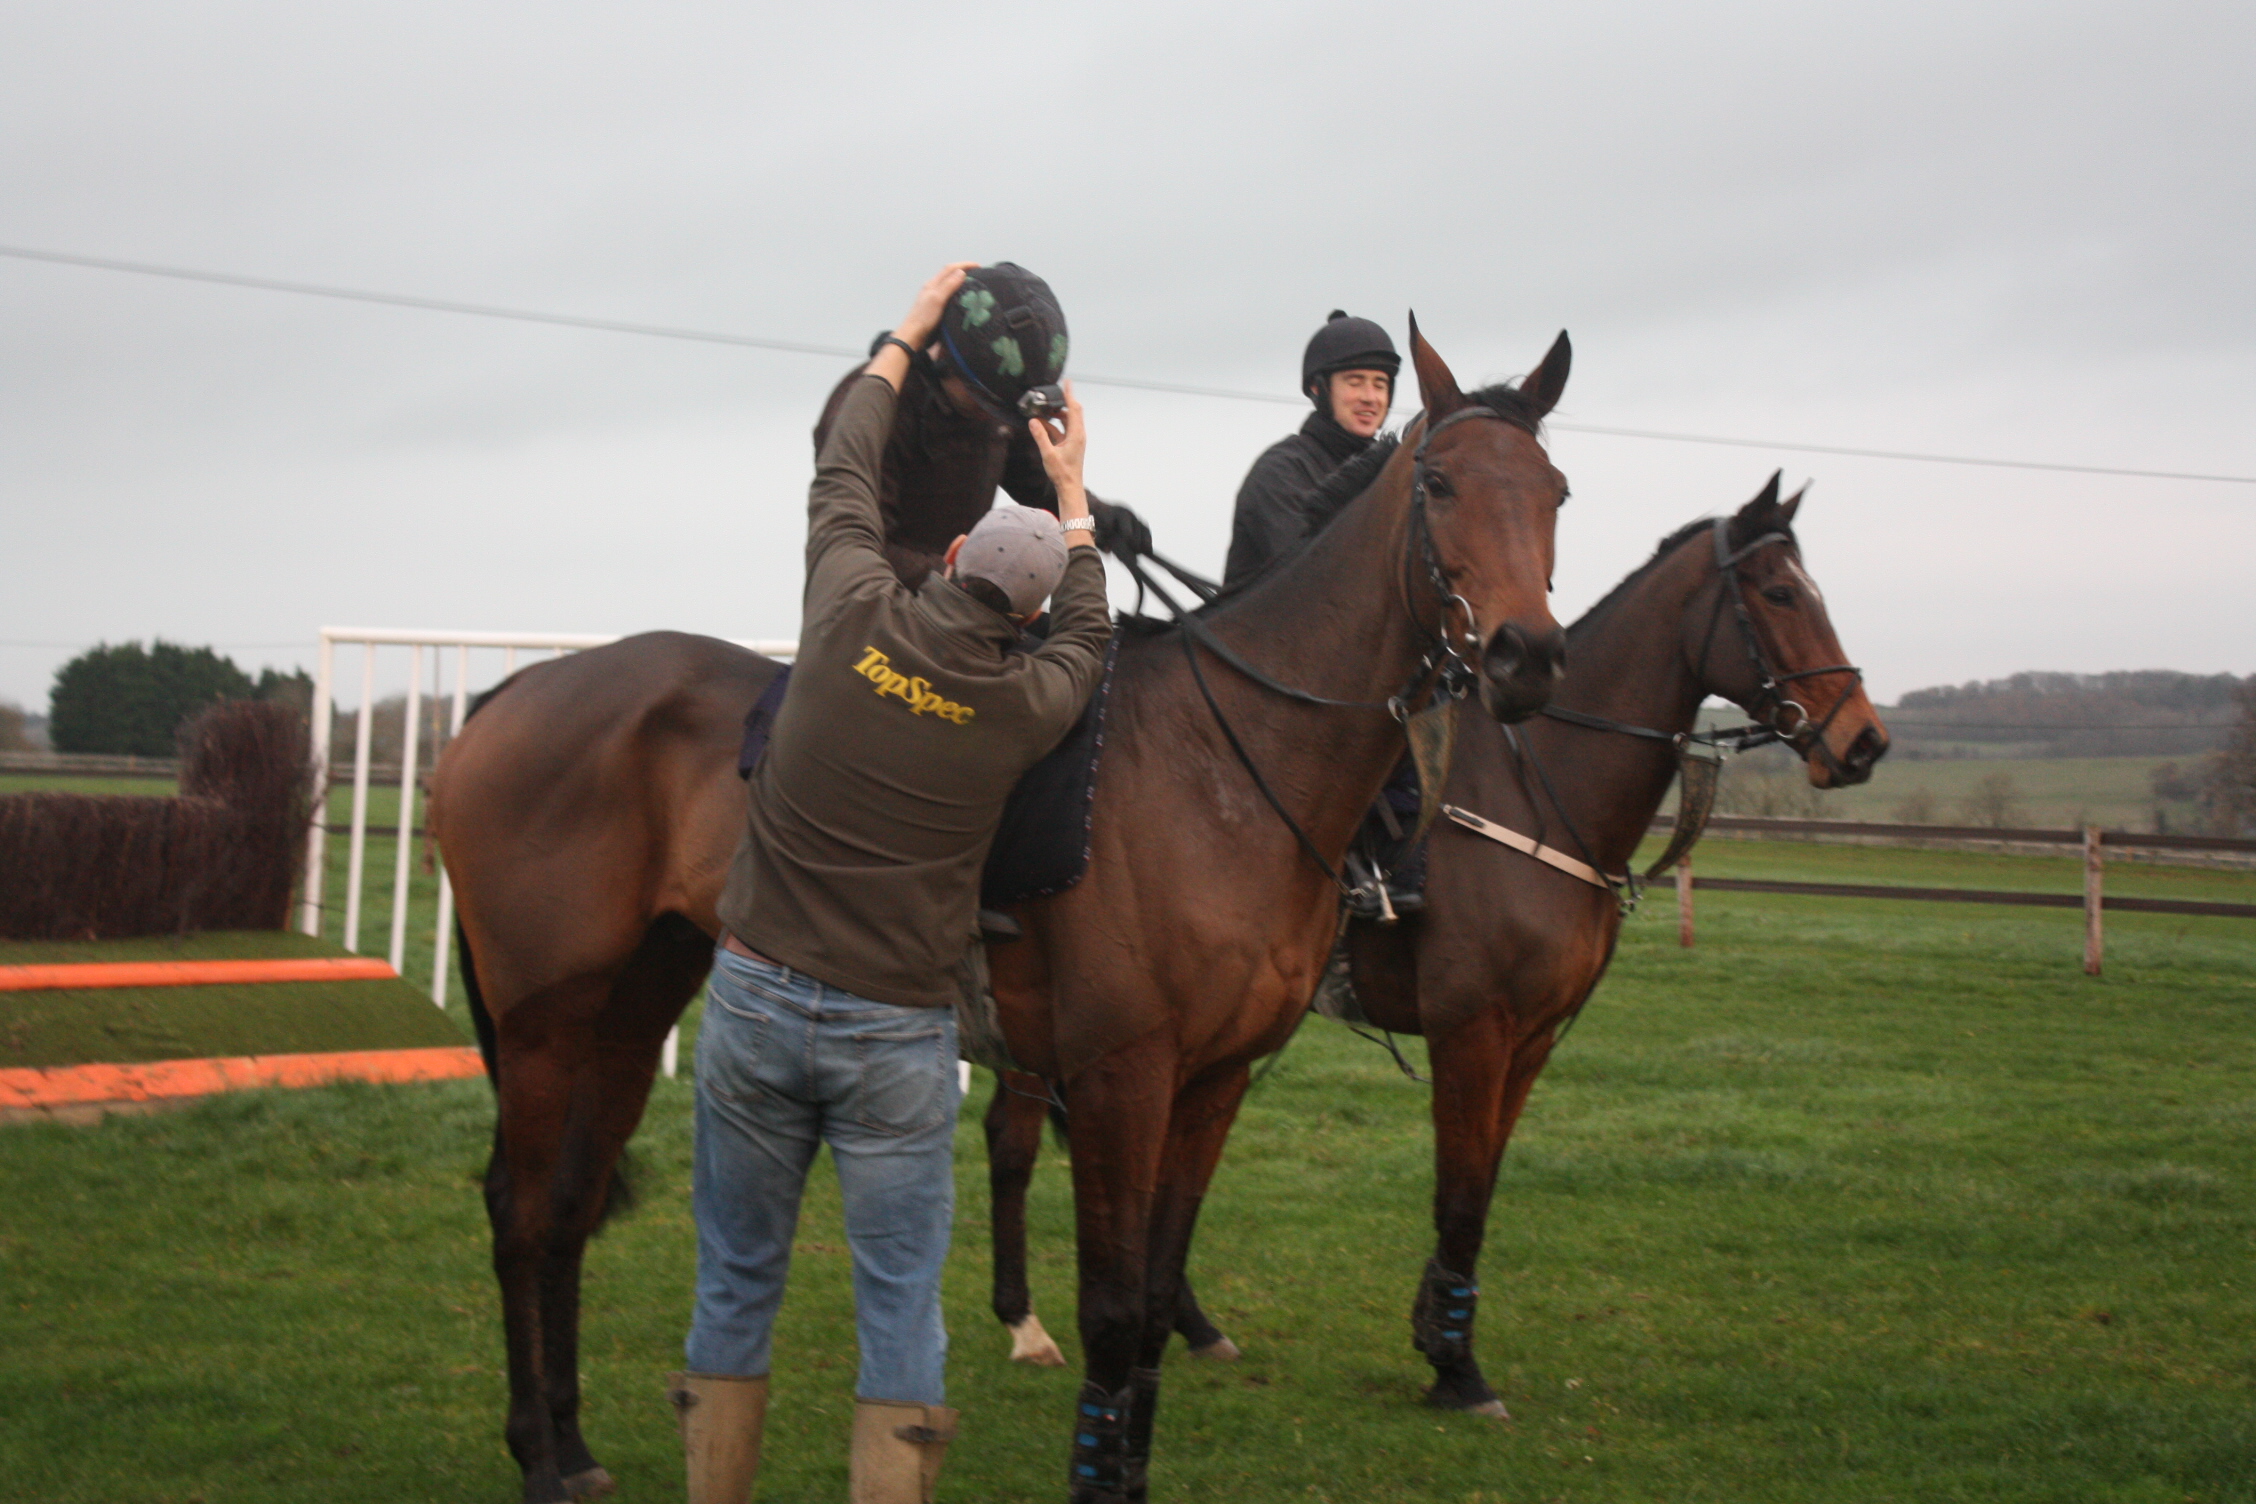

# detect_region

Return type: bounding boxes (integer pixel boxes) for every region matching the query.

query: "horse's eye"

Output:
[1761,586,1794,607]
[1424,472,1452,499]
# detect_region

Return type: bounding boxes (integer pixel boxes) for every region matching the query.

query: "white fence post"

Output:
[343,645,377,953]
[430,644,470,1009]
[385,644,426,975]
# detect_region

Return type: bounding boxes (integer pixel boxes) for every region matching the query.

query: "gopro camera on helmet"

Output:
[1016,384,1067,420]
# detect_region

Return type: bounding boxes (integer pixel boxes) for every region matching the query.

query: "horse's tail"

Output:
[457,919,501,1086]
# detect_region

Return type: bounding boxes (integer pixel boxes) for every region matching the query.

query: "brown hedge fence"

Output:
[0,702,314,940]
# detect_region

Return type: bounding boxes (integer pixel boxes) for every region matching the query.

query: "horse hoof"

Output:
[1423,1381,1509,1420]
[1188,1336,1242,1362]
[1007,1314,1068,1367]
[562,1466,617,1498]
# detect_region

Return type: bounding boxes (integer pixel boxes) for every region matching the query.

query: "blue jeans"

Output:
[685,944,962,1404]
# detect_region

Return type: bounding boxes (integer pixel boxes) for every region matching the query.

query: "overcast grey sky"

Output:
[4,0,2251,711]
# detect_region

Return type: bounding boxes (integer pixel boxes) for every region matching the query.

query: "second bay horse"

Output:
[982,475,1890,1426]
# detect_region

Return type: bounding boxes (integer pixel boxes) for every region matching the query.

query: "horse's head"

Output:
[1404,318,1571,723]
[1692,475,1890,786]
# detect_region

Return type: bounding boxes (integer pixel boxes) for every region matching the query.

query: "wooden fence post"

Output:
[2083,826,2103,976]
[1677,854,1695,948]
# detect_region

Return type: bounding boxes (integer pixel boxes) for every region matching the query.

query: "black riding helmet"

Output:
[1301,310,1399,408]
[935,262,1069,415]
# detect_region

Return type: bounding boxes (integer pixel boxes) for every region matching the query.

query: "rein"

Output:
[1119,403,1525,893]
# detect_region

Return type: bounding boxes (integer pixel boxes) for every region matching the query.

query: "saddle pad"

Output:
[735,635,1120,910]
[981,633,1120,908]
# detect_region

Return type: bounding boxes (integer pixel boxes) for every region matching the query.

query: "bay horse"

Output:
[981,475,1890,1423]
[428,321,1572,1504]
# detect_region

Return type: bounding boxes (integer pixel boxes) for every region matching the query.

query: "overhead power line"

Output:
[5,242,2252,486]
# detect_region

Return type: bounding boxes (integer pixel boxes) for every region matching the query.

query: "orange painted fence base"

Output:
[0,957,400,992]
[0,1045,486,1122]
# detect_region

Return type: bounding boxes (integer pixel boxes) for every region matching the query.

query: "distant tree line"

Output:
[1886,670,2245,759]
[47,641,311,757]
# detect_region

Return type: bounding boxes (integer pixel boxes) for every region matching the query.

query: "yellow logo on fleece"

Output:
[852,647,975,725]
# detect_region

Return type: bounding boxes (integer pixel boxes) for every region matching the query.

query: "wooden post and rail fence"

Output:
[1653,814,2256,973]
[12,729,2256,980]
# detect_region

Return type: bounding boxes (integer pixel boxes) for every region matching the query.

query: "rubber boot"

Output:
[850,1398,958,1504]
[667,1371,769,1504]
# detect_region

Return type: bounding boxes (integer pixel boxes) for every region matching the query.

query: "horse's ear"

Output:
[1407,312,1465,420]
[1518,331,1571,421]
[1730,471,1784,549]
[1778,481,1807,529]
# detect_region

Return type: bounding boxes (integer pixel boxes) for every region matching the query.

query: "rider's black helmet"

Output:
[936,262,1069,414]
[1300,310,1400,407]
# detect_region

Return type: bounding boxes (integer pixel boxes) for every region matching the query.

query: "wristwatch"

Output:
[1061,516,1097,532]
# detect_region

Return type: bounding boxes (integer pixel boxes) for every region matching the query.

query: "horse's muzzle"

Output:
[1810,723,1889,788]
[1478,623,1566,723]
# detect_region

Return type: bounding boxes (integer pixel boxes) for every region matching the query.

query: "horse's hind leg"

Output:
[1419,1003,1544,1419]
[542,915,715,1496]
[488,983,614,1504]
[487,920,710,1503]
[1171,1276,1238,1360]
[986,1071,1068,1366]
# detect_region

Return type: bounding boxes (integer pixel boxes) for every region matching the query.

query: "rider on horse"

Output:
[1225,311,1427,919]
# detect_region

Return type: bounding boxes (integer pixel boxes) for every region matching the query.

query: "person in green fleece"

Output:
[670,263,1110,1504]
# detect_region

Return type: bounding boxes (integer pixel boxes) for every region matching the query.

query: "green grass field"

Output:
[5,852,2256,1503]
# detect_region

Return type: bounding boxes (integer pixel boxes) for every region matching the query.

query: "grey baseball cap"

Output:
[955,503,1070,617]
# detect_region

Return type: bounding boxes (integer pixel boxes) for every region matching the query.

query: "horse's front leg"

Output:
[1128,1060,1254,1502]
[1418,1002,1536,1419]
[986,1070,1068,1366]
[1061,1033,1176,1504]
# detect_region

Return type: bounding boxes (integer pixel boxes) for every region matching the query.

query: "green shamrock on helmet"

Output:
[957,287,996,328]
[1048,333,1068,376]
[990,336,1024,378]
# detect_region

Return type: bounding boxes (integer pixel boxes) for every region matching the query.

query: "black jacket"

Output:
[1223,410,1373,587]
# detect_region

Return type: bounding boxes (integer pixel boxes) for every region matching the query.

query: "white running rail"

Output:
[300,628,797,1077]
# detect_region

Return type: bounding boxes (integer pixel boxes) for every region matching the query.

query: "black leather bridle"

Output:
[1694,517,1865,782]
[1539,516,1864,771]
